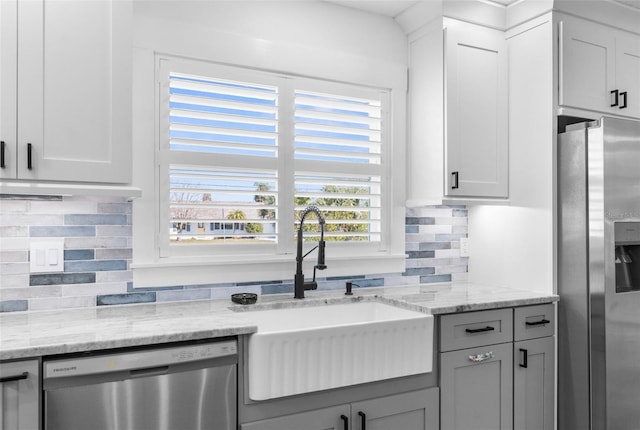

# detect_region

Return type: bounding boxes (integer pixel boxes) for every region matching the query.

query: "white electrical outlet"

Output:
[30,239,65,273]
[459,237,470,257]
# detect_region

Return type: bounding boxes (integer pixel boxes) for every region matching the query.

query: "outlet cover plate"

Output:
[460,237,469,257]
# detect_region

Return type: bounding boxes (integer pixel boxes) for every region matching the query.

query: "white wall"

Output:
[133,1,407,87]
[468,14,556,295]
[130,1,409,286]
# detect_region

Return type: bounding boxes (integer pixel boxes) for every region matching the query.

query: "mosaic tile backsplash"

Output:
[0,196,468,312]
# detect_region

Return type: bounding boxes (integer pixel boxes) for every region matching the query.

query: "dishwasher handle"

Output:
[44,339,237,380]
[129,366,169,378]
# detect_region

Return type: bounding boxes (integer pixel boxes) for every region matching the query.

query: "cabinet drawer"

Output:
[514,303,555,341]
[440,308,513,352]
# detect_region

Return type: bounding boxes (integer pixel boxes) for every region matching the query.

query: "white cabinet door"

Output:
[559,19,616,114]
[15,0,131,183]
[407,19,508,206]
[0,0,17,179]
[560,18,640,119]
[0,360,40,430]
[615,34,640,118]
[445,21,508,198]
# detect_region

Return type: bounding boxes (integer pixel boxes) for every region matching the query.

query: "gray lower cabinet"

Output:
[513,337,555,430]
[0,359,40,430]
[352,389,440,430]
[241,388,439,430]
[240,404,350,430]
[440,343,513,430]
[439,304,555,430]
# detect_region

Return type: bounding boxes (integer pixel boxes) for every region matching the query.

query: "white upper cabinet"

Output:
[444,21,508,199]
[0,0,18,180]
[0,0,132,184]
[407,18,508,206]
[615,34,640,118]
[560,17,640,119]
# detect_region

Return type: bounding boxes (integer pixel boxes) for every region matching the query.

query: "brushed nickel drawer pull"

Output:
[469,351,494,362]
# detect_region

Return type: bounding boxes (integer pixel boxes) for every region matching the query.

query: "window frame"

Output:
[159,55,391,254]
[132,52,406,288]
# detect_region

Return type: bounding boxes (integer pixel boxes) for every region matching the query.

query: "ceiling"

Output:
[323,0,519,18]
[323,0,640,18]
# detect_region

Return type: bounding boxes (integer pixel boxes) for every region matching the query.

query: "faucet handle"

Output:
[304,281,318,291]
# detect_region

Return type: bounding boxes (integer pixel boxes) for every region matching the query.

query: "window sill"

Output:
[131,253,406,288]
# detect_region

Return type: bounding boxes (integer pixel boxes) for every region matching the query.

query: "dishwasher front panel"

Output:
[44,341,237,430]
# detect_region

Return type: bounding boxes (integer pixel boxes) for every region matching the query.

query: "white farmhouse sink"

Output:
[245,301,434,401]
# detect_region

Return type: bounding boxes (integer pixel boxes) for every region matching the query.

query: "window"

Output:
[131,54,404,287]
[158,57,387,258]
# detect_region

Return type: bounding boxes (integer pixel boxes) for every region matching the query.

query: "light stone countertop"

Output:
[0,282,558,361]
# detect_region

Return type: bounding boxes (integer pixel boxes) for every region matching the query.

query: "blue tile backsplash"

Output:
[0,196,468,312]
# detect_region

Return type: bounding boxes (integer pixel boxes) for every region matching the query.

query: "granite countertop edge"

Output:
[0,282,558,361]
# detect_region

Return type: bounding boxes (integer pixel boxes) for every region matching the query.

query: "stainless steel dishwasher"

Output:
[43,339,237,430]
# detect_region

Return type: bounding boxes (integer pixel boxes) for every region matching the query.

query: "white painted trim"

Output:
[132,253,407,288]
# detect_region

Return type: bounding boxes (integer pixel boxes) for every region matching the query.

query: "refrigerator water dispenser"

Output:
[615,222,640,293]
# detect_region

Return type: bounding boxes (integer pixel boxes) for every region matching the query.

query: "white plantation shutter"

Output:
[294,173,381,241]
[158,57,388,258]
[169,167,278,242]
[293,88,383,242]
[168,72,278,156]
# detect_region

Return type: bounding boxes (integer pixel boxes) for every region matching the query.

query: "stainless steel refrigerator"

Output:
[558,116,640,430]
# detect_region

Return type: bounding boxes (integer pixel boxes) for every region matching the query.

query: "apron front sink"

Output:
[245,301,434,400]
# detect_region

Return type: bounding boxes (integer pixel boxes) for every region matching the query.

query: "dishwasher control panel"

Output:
[44,339,237,379]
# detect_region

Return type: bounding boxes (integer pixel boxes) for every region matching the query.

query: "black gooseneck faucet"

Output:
[294,206,326,299]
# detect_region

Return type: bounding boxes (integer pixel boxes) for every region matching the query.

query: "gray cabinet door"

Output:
[0,359,40,430]
[441,342,513,430]
[351,388,439,430]
[240,404,350,430]
[513,337,555,430]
